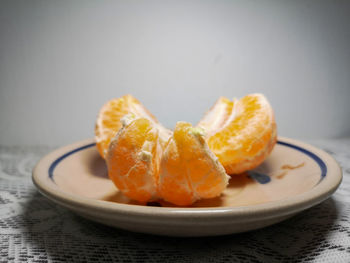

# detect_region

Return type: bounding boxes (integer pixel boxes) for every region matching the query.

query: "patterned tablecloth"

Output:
[0,139,349,262]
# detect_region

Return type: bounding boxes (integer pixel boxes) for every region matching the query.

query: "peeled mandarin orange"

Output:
[106,116,162,203]
[198,94,277,174]
[95,94,170,158]
[98,93,277,206]
[159,122,229,206]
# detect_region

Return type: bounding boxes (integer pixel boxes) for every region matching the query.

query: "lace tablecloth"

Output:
[0,139,349,262]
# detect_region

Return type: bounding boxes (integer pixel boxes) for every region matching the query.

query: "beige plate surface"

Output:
[32,137,342,237]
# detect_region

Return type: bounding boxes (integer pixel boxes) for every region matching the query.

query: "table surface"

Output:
[0,138,349,262]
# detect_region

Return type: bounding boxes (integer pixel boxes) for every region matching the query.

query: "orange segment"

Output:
[200,94,277,174]
[106,117,162,203]
[197,97,234,136]
[95,94,170,158]
[159,122,229,206]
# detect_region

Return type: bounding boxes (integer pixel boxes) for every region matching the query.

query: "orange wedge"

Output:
[197,97,234,136]
[95,94,170,158]
[198,94,277,174]
[106,117,162,203]
[159,122,229,206]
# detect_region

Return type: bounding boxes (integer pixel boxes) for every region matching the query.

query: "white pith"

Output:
[188,127,229,200]
[121,113,136,127]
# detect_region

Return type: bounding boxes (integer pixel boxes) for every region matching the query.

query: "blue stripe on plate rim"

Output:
[48,141,327,184]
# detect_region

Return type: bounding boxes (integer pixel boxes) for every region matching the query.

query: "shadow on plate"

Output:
[86,151,108,179]
[19,191,342,262]
[101,173,254,208]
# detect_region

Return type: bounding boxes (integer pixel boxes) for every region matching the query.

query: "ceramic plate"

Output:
[32,137,342,237]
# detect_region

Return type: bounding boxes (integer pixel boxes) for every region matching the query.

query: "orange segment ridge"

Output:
[198,94,277,174]
[106,117,162,203]
[197,96,234,136]
[95,94,171,158]
[159,122,229,206]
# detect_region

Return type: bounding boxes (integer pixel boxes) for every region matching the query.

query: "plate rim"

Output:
[32,137,342,221]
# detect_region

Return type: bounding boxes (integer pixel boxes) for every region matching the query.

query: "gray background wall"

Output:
[1,0,349,146]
